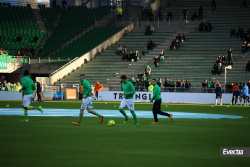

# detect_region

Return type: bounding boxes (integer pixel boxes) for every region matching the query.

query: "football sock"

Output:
[78,118,82,123]
[130,111,138,124]
[96,113,101,118]
[23,108,28,119]
[119,109,128,119]
[27,106,39,110]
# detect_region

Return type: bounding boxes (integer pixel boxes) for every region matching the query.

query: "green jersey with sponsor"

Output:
[20,76,36,95]
[122,81,135,99]
[82,79,92,97]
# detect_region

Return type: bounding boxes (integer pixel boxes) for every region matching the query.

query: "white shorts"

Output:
[81,97,93,110]
[22,94,33,107]
[119,98,134,111]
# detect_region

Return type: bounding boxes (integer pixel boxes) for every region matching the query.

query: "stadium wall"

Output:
[98,91,234,104]
[49,23,134,85]
[0,91,22,100]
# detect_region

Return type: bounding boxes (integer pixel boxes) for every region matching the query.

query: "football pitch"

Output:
[0,100,249,167]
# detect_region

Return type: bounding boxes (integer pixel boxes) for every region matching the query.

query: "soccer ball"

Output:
[108,120,115,126]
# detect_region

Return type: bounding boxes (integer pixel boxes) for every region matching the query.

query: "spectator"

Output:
[16,34,22,43]
[240,0,247,8]
[142,47,147,57]
[123,46,127,53]
[135,79,140,91]
[138,72,143,80]
[144,7,149,20]
[246,61,250,71]
[52,0,56,7]
[145,65,151,76]
[6,81,11,90]
[160,50,164,61]
[242,41,247,53]
[198,5,203,20]
[140,78,144,91]
[145,25,150,35]
[170,81,175,92]
[207,21,212,32]
[15,82,22,92]
[199,21,204,32]
[176,33,181,40]
[38,46,44,54]
[207,80,213,93]
[185,79,191,92]
[149,7,154,21]
[25,46,30,56]
[30,46,35,57]
[244,34,250,42]
[221,55,226,65]
[150,25,154,35]
[183,7,187,19]
[247,43,250,53]
[152,41,156,49]
[202,79,208,93]
[236,27,243,38]
[227,48,233,65]
[226,83,231,93]
[176,79,180,92]
[20,46,25,56]
[170,39,175,50]
[230,29,235,38]
[5,88,8,91]
[148,84,154,92]
[134,50,139,62]
[164,78,170,92]
[154,56,160,67]
[180,79,185,92]
[243,83,249,106]
[11,83,16,91]
[174,39,180,50]
[141,6,144,21]
[117,5,122,21]
[241,29,248,41]
[158,7,162,21]
[157,78,162,87]
[129,51,134,62]
[147,41,152,50]
[218,63,223,74]
[122,51,128,61]
[144,78,150,92]
[131,77,136,85]
[94,81,103,99]
[62,0,67,12]
[33,35,39,43]
[167,11,173,21]
[142,73,147,81]
[181,33,186,43]
[191,10,198,21]
[212,0,216,12]
[216,55,222,64]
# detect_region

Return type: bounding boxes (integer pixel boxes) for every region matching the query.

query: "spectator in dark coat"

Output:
[246,61,250,71]
[16,35,22,43]
[30,46,35,57]
[38,46,44,54]
[230,29,235,38]
[212,0,216,12]
[185,79,191,92]
[192,10,198,21]
[167,11,173,21]
[141,6,144,21]
[158,7,162,21]
[227,48,233,65]
[199,21,204,32]
[183,7,187,19]
[240,0,247,8]
[198,5,203,20]
[33,35,39,43]
[236,27,243,38]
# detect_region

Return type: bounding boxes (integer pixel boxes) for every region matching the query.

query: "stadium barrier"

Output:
[49,23,134,85]
[0,91,22,100]
[98,91,235,104]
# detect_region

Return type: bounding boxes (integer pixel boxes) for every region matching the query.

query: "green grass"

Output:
[0,101,250,167]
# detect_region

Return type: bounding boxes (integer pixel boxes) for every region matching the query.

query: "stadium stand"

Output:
[41,6,114,57]
[38,5,61,30]
[0,5,47,57]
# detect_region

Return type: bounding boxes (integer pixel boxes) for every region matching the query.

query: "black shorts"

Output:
[153,99,161,112]
[242,95,249,100]
[216,94,222,99]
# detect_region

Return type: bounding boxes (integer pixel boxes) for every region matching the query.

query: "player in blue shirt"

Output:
[242,83,249,106]
[233,88,242,105]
